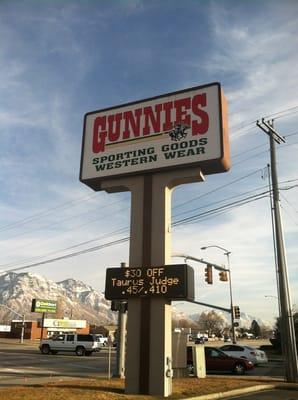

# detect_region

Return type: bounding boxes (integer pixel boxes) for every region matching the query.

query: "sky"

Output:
[0,0,298,325]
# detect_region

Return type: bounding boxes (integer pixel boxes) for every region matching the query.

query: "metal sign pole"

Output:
[102,167,204,396]
[40,312,45,342]
[114,262,127,379]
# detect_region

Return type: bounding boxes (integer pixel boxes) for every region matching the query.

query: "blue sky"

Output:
[1,0,298,324]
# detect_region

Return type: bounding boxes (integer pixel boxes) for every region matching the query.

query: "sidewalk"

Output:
[0,338,39,347]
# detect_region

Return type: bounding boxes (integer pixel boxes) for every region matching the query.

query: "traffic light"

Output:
[204,264,213,284]
[234,306,240,319]
[219,270,228,281]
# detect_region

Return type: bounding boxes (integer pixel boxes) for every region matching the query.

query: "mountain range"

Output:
[0,271,271,329]
[0,272,117,325]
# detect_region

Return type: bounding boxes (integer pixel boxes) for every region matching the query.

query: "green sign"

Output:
[105,264,194,301]
[31,299,57,314]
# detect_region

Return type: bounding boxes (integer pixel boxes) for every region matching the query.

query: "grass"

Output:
[0,377,272,400]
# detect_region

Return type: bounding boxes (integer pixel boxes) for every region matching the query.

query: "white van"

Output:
[39,333,100,356]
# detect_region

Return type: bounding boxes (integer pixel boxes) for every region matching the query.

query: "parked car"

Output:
[219,344,268,365]
[187,346,254,375]
[194,336,208,344]
[224,336,232,342]
[93,334,108,347]
[39,333,101,356]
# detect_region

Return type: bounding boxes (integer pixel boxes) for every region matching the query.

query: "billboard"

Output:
[31,299,57,314]
[80,82,229,190]
[105,264,194,301]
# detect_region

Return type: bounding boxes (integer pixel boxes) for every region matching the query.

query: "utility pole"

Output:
[257,119,298,383]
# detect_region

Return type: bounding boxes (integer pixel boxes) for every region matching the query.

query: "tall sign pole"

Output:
[103,169,203,395]
[257,119,298,383]
[80,82,230,396]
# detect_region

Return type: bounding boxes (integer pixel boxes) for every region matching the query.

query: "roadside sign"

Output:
[105,264,194,301]
[31,299,57,314]
[80,82,229,190]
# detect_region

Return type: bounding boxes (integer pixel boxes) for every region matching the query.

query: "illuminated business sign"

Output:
[43,319,86,328]
[105,264,194,301]
[31,299,57,314]
[80,82,230,190]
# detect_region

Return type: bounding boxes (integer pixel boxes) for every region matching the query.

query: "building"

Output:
[10,319,89,340]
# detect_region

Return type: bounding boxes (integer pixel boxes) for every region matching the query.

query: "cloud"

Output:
[203,2,298,133]
[0,0,297,324]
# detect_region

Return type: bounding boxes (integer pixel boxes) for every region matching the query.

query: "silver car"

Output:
[219,344,268,365]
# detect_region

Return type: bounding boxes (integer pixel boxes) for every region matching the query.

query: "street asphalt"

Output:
[0,338,297,399]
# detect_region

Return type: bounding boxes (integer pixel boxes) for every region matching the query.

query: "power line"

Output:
[0,226,129,269]
[1,191,271,274]
[0,192,98,233]
[0,237,130,274]
[3,182,298,274]
[174,168,263,210]
[0,199,126,242]
[173,191,269,227]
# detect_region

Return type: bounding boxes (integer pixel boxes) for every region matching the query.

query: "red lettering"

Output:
[174,97,191,126]
[108,113,122,142]
[191,93,209,135]
[91,92,211,153]
[92,116,107,153]
[162,101,173,131]
[143,104,162,136]
[123,108,142,139]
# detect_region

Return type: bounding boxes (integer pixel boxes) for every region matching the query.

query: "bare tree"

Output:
[196,310,226,336]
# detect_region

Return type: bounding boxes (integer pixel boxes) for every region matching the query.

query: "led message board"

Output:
[105,264,194,301]
[31,299,57,314]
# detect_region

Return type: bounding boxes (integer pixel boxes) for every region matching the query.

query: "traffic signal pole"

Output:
[226,252,236,344]
[257,119,298,383]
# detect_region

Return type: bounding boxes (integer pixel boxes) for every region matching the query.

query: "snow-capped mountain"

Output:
[189,310,272,329]
[0,271,272,329]
[0,272,117,325]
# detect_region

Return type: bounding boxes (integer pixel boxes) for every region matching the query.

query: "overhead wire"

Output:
[2,183,297,274]
[0,192,98,233]
[0,198,127,242]
[0,226,129,269]
[1,109,298,274]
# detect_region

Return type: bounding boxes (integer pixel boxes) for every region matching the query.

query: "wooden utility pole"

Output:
[257,119,298,382]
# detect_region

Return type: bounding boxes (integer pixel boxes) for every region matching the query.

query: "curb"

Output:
[182,382,298,400]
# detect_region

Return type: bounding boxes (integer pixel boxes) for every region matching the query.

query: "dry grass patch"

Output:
[0,377,271,400]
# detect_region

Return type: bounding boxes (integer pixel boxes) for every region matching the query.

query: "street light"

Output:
[201,245,236,344]
[0,304,25,343]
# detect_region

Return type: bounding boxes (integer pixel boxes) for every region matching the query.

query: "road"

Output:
[0,341,116,386]
[0,339,285,386]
